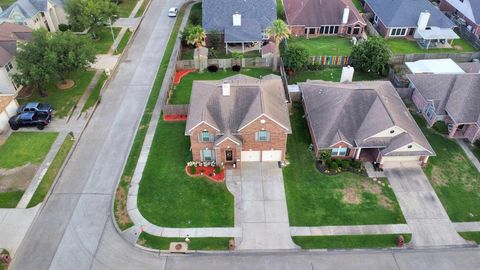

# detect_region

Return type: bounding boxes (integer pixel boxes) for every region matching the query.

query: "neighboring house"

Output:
[301,80,435,167]
[0,22,32,94]
[0,0,67,32]
[440,0,480,37]
[408,73,480,143]
[185,74,291,167]
[405,58,480,74]
[364,0,459,48]
[284,0,366,38]
[0,94,19,133]
[202,0,276,52]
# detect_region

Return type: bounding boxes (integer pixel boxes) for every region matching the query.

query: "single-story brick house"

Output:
[284,0,366,38]
[364,0,459,48]
[440,0,480,37]
[185,74,291,167]
[301,80,434,167]
[408,73,480,143]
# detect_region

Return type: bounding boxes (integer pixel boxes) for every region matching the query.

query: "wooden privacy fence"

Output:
[163,104,189,115]
[390,51,480,64]
[308,55,351,66]
[176,57,274,70]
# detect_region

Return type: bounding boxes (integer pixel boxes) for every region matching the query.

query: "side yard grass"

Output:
[288,36,353,56]
[21,71,96,118]
[293,234,412,249]
[27,133,75,208]
[92,27,122,54]
[115,29,133,55]
[386,38,476,54]
[117,0,139,18]
[0,132,58,208]
[114,5,186,230]
[412,114,480,222]
[138,232,231,250]
[284,104,406,226]
[137,120,234,227]
[135,0,150,17]
[287,67,385,84]
[82,72,108,112]
[169,69,275,104]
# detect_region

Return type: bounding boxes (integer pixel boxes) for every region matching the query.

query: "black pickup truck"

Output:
[9,112,52,130]
[17,102,54,114]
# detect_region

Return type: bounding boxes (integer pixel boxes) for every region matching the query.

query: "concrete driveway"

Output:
[227,162,298,250]
[384,162,467,247]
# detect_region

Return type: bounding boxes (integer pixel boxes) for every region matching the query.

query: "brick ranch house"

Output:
[300,80,434,167]
[185,74,291,168]
[284,0,366,38]
[440,0,480,37]
[364,0,459,48]
[408,73,480,143]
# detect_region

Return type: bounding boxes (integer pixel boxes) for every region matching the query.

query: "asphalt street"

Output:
[9,0,480,269]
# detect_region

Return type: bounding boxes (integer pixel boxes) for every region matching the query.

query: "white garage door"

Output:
[262,150,282,161]
[241,151,261,162]
[381,156,420,167]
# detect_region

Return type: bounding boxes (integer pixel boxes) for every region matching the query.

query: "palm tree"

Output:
[185,25,206,48]
[266,19,291,70]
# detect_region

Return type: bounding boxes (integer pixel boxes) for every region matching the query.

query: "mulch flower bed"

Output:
[185,165,225,182]
[173,69,196,85]
[316,160,367,176]
[163,114,187,122]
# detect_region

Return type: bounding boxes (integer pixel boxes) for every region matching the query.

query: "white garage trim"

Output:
[381,155,420,166]
[241,151,261,162]
[262,150,282,161]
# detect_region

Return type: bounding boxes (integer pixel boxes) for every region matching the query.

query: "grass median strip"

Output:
[459,232,480,244]
[293,234,412,249]
[114,3,188,231]
[27,133,75,208]
[115,29,133,55]
[138,232,232,250]
[82,72,108,112]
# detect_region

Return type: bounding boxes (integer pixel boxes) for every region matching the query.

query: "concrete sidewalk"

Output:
[291,224,411,236]
[384,163,467,247]
[0,206,40,256]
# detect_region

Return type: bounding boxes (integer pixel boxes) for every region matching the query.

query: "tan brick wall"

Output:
[240,116,288,160]
[189,123,217,161]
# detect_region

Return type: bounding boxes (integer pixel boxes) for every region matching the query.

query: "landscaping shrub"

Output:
[58,24,71,32]
[307,64,322,71]
[330,161,339,171]
[215,166,221,174]
[340,160,351,170]
[319,150,331,161]
[232,65,241,72]
[325,159,332,168]
[190,165,196,174]
[475,140,480,148]
[207,65,218,72]
[352,160,362,169]
[433,121,448,134]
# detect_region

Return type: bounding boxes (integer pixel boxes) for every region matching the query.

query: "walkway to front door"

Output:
[226,162,299,250]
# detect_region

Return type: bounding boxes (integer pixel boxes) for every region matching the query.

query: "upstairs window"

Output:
[199,131,213,142]
[332,147,348,156]
[5,62,13,72]
[256,130,270,142]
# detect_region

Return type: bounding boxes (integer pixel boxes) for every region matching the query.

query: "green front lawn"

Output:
[92,27,122,54]
[170,68,276,104]
[117,0,139,18]
[21,71,96,118]
[288,37,353,56]
[28,133,74,208]
[412,114,480,222]
[137,120,234,227]
[0,191,24,208]
[138,232,231,250]
[288,67,385,84]
[0,132,58,169]
[284,105,406,226]
[459,232,480,244]
[293,234,412,249]
[386,37,476,55]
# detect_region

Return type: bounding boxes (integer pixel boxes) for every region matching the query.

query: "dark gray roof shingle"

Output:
[365,0,454,28]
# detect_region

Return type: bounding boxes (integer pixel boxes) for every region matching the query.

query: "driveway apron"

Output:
[383,162,467,247]
[230,162,298,250]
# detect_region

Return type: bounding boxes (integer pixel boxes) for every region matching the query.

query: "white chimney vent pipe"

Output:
[417,11,430,30]
[342,7,350,24]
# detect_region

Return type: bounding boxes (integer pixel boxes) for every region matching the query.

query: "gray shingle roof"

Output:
[0,22,32,66]
[0,0,48,20]
[284,0,366,27]
[407,73,480,124]
[185,74,291,138]
[365,0,454,28]
[300,80,434,156]
[202,0,276,41]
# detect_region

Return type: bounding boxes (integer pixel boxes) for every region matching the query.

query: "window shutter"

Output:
[198,133,201,142]
[267,131,270,141]
[210,134,214,142]
[200,150,204,161]
[346,148,351,156]
[255,132,259,141]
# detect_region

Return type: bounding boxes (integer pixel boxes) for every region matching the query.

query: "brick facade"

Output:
[288,24,364,39]
[439,0,480,35]
[189,116,289,165]
[364,2,416,38]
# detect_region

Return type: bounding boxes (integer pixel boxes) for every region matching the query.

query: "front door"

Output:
[225,149,233,161]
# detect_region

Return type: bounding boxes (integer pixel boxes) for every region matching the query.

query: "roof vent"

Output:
[233,12,241,26]
[222,81,231,96]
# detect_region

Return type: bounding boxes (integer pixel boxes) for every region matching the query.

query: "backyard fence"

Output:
[390,51,480,64]
[163,104,189,115]
[176,57,274,70]
[308,55,352,66]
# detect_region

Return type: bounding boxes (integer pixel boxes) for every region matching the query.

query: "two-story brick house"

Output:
[185,74,291,168]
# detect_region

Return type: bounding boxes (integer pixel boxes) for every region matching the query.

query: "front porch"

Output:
[358,148,380,163]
